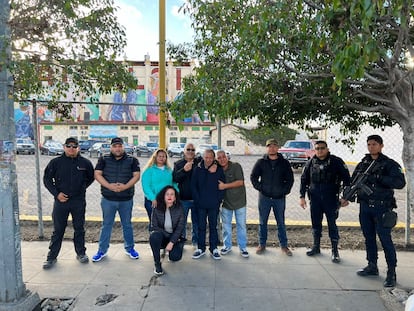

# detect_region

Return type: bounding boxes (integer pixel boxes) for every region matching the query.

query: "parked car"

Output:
[167,143,186,158]
[195,144,231,159]
[124,143,135,155]
[88,142,111,157]
[278,140,316,169]
[135,145,152,157]
[144,142,159,153]
[80,140,104,153]
[16,138,35,154]
[40,140,64,156]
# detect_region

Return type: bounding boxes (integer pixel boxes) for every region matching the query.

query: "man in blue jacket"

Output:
[191,149,225,260]
[43,137,94,269]
[250,139,294,256]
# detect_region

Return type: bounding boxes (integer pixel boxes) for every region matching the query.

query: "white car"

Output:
[196,144,231,159]
[167,143,186,158]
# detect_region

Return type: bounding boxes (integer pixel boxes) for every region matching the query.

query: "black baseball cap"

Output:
[111,137,124,145]
[65,137,78,145]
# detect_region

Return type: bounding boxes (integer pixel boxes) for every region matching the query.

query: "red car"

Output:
[278,140,316,169]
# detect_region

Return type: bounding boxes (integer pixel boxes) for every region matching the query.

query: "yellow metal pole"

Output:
[159,0,166,149]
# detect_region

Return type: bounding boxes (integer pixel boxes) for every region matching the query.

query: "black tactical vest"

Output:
[310,157,336,184]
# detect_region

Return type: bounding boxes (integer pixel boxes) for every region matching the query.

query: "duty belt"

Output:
[367,199,389,208]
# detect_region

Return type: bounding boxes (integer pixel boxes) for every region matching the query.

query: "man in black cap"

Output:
[43,137,95,269]
[92,137,141,262]
[250,138,294,256]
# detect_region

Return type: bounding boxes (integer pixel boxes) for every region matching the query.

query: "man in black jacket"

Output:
[250,139,294,256]
[353,135,405,287]
[43,137,94,269]
[299,140,350,263]
[172,142,201,246]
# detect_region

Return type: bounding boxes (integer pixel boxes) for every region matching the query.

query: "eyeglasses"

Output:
[65,144,78,148]
[315,147,326,150]
[186,148,195,151]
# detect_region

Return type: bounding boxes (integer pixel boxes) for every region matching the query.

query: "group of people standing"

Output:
[41,134,405,288]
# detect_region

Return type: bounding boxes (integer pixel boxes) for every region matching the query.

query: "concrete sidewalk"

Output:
[22,241,413,311]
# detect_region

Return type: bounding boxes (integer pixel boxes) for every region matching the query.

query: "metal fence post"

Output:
[32,100,44,238]
[405,184,411,246]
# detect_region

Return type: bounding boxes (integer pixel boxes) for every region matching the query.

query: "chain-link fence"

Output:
[15,101,411,243]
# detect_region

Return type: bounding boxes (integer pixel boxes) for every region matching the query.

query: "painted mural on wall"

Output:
[14,102,34,139]
[13,63,203,134]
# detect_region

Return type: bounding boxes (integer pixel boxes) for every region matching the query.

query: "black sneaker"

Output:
[42,259,57,270]
[192,249,206,259]
[356,263,379,276]
[154,263,164,276]
[76,254,89,264]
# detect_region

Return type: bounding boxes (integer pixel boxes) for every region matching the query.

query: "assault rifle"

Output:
[342,160,377,202]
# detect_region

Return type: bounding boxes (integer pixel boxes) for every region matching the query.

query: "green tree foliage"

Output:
[169,0,414,217]
[169,0,414,148]
[6,0,136,113]
[236,125,297,146]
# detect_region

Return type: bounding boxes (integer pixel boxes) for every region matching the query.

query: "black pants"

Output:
[359,201,396,267]
[47,198,86,260]
[149,231,184,264]
[309,193,339,241]
[197,207,219,253]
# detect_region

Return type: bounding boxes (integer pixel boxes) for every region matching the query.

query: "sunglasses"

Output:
[315,147,326,150]
[186,148,195,151]
[65,144,78,148]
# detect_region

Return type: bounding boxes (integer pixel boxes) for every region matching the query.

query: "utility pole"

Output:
[158,0,166,148]
[0,0,40,309]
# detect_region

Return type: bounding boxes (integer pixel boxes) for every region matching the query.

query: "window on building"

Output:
[227,140,235,147]
[131,126,139,130]
[120,126,128,130]
[180,137,187,143]
[69,126,78,130]
[80,126,88,130]
[170,137,178,143]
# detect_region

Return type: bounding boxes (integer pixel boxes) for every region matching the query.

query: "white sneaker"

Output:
[211,249,221,260]
[240,249,249,258]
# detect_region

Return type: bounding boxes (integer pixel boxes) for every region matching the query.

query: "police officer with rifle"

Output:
[345,135,405,288]
[300,140,351,263]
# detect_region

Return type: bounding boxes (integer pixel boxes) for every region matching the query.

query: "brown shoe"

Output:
[282,247,292,256]
[256,245,266,254]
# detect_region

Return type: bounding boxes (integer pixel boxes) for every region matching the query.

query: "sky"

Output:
[114,0,194,61]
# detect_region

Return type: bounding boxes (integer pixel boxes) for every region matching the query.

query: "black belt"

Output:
[366,199,389,208]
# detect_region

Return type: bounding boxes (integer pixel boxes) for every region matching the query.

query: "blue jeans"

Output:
[181,200,198,244]
[359,201,397,267]
[98,197,134,253]
[221,207,247,250]
[258,193,288,247]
